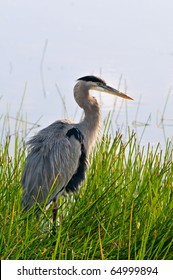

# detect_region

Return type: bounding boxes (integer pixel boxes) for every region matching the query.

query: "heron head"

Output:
[77,75,133,100]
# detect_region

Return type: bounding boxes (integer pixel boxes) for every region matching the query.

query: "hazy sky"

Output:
[1,0,173,145]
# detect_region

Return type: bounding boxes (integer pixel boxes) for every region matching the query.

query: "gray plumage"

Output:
[22,76,133,213]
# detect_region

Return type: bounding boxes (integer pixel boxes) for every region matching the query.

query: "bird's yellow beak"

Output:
[96,84,134,100]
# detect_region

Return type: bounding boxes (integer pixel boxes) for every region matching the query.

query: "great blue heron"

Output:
[22,75,133,223]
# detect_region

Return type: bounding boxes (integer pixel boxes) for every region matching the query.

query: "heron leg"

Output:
[52,198,58,235]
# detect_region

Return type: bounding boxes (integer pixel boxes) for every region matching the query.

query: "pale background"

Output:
[1,0,173,147]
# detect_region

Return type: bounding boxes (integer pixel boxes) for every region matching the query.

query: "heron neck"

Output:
[83,95,101,129]
[74,86,101,151]
[81,99,101,152]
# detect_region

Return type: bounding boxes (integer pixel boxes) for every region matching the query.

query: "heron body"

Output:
[22,76,133,215]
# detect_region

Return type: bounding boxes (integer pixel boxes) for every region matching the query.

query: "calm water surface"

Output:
[0,0,173,148]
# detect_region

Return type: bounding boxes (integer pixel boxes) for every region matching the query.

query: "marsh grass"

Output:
[0,110,173,260]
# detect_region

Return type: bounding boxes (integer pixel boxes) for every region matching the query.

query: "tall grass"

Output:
[0,113,173,260]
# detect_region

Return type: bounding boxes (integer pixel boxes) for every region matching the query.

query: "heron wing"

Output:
[22,120,86,210]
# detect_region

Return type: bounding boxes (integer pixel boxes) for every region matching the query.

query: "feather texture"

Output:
[22,121,85,210]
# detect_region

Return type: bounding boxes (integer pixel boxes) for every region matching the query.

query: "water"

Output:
[0,0,173,148]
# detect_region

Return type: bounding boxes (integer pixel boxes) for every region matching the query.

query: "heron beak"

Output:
[97,84,134,100]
